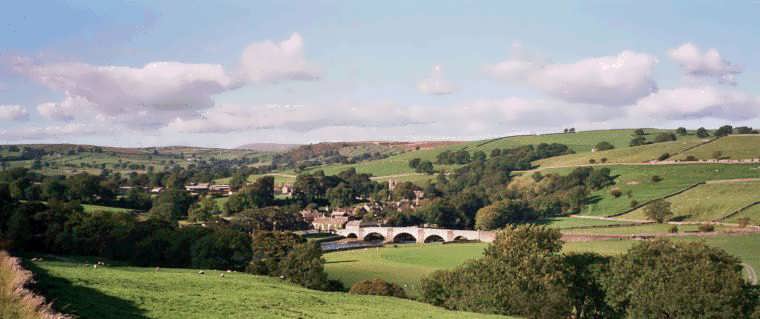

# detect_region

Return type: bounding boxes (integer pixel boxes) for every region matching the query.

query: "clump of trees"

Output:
[594,141,615,151]
[644,199,672,223]
[349,279,407,298]
[420,225,760,319]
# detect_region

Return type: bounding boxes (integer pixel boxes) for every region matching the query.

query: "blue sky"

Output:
[1,0,759,147]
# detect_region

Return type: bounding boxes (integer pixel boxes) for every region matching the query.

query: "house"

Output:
[280,184,293,196]
[150,187,164,194]
[300,209,321,223]
[209,184,232,196]
[312,215,349,232]
[185,183,210,192]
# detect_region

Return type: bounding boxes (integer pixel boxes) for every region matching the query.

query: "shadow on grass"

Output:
[25,262,148,319]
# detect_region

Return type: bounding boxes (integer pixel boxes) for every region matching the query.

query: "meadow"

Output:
[534,139,704,168]
[537,164,760,216]
[621,181,760,221]
[725,203,760,225]
[675,135,760,160]
[29,259,506,319]
[324,234,760,297]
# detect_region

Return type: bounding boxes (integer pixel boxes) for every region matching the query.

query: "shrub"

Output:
[698,224,715,232]
[651,175,663,183]
[668,225,679,233]
[644,199,672,223]
[685,155,698,161]
[588,159,597,164]
[657,153,670,161]
[712,151,724,160]
[653,132,677,143]
[610,188,622,198]
[594,141,615,151]
[600,157,608,163]
[349,279,407,298]
[630,200,639,208]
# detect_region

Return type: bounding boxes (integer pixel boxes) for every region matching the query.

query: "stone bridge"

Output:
[336,225,496,243]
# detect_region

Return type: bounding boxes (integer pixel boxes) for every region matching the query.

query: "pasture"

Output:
[537,164,760,216]
[725,203,760,225]
[29,259,504,319]
[324,233,760,297]
[622,181,760,221]
[534,139,704,168]
[675,135,760,160]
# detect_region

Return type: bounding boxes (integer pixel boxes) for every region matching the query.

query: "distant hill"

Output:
[236,143,301,152]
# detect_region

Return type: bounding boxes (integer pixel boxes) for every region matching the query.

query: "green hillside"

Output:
[30,260,505,319]
[725,203,760,225]
[535,164,760,217]
[674,135,760,160]
[534,139,704,168]
[622,181,760,221]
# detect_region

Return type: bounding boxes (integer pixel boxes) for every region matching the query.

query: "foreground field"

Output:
[30,259,505,319]
[538,164,760,216]
[622,181,760,221]
[324,234,760,296]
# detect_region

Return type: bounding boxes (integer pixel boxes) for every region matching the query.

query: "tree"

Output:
[278,242,337,290]
[696,127,710,138]
[603,240,756,318]
[564,253,617,319]
[245,176,274,208]
[715,125,734,137]
[326,182,354,208]
[643,199,672,223]
[249,231,304,275]
[420,225,571,318]
[229,172,249,191]
[653,132,677,143]
[408,158,421,169]
[416,160,435,175]
[629,136,647,146]
[188,196,218,222]
[676,127,688,135]
[350,279,407,298]
[713,150,724,160]
[474,200,535,230]
[633,128,646,136]
[734,126,754,134]
[594,141,615,151]
[148,189,193,222]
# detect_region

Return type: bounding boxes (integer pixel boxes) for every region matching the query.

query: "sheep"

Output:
[198,270,205,275]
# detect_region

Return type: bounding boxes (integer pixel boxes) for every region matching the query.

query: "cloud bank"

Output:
[668,43,741,84]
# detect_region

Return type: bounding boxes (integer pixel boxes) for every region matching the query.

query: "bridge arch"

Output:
[363,232,385,242]
[392,232,417,243]
[453,235,470,241]
[424,235,445,243]
[345,233,358,239]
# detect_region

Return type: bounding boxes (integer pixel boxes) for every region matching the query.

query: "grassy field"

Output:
[533,217,638,229]
[675,135,760,160]
[560,223,717,235]
[534,139,704,168]
[82,204,133,213]
[725,203,760,225]
[30,259,505,319]
[324,234,760,297]
[622,181,760,221]
[536,164,760,216]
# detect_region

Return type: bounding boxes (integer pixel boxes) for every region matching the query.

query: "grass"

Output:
[675,135,760,160]
[324,234,760,296]
[82,204,133,213]
[560,223,711,235]
[1,252,61,319]
[725,203,760,225]
[534,139,704,168]
[537,164,760,216]
[532,217,638,229]
[30,259,505,319]
[622,181,760,221]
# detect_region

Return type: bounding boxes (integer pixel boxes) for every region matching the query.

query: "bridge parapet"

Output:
[336,226,495,244]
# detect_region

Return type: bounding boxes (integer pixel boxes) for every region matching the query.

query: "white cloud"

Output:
[0,122,100,140]
[12,33,320,128]
[668,43,741,85]
[417,65,455,95]
[487,50,658,106]
[630,86,760,120]
[0,104,29,121]
[239,33,320,83]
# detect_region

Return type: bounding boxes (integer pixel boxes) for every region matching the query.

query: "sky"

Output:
[1,0,760,147]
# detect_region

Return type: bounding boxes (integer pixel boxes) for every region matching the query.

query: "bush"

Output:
[644,199,672,223]
[349,279,407,298]
[668,225,679,233]
[698,224,715,232]
[630,200,639,208]
[594,141,615,151]
[600,158,608,163]
[653,132,677,143]
[651,175,663,183]
[610,188,622,198]
[588,159,597,164]
[657,153,670,161]
[685,155,698,161]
